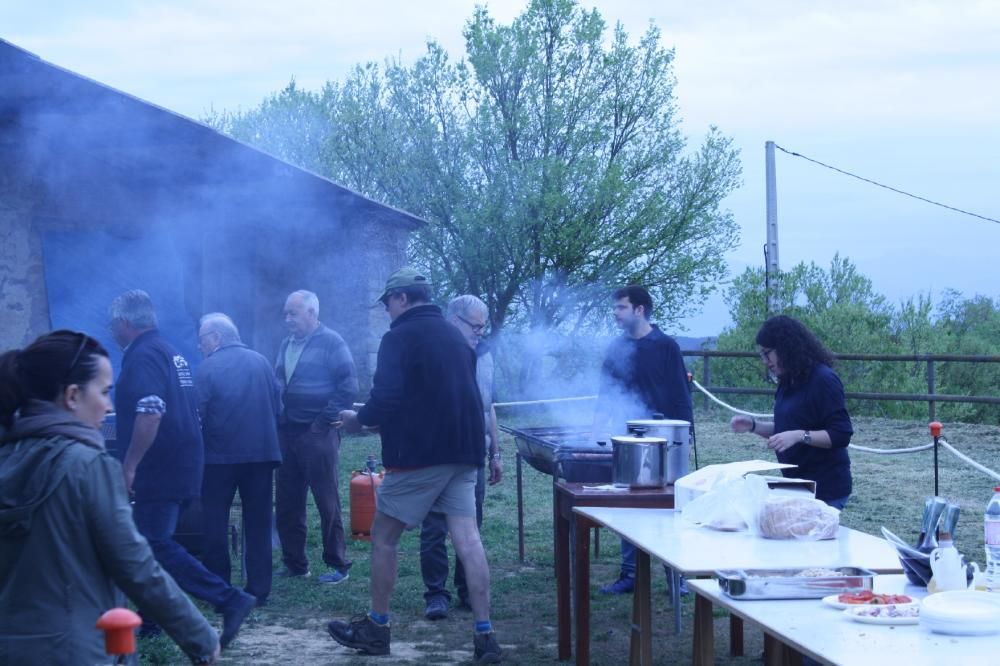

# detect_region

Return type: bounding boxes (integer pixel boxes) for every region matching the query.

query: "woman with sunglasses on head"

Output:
[0,331,219,665]
[729,315,854,510]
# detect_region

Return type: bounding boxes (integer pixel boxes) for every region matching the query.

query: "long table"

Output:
[690,574,999,665]
[554,482,674,663]
[571,506,903,665]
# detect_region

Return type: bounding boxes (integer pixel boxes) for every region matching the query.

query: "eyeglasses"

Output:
[759,348,775,361]
[457,314,487,334]
[62,331,89,382]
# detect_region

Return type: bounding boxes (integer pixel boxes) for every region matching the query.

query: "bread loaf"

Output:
[758,495,839,540]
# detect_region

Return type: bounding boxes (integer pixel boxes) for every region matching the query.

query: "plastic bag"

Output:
[681,474,770,533]
[757,495,840,540]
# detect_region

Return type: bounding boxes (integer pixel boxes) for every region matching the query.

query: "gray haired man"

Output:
[274,290,358,584]
[196,313,282,607]
[420,295,502,620]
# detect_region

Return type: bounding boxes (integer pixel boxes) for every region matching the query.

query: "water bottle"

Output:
[985,486,1000,592]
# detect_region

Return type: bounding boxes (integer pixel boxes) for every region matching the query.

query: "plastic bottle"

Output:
[985,486,1000,592]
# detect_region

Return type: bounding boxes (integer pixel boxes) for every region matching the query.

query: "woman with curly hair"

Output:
[730,315,853,509]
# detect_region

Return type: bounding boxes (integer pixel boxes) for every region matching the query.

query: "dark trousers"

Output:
[275,424,351,573]
[202,462,275,603]
[420,465,486,603]
[132,499,240,613]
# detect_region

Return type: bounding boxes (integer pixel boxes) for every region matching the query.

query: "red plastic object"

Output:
[929,421,943,438]
[96,608,141,655]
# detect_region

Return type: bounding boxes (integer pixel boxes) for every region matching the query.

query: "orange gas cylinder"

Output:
[350,455,383,541]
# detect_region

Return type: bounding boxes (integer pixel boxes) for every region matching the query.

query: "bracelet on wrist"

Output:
[489,451,501,461]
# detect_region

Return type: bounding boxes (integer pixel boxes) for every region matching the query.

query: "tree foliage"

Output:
[713,257,1000,422]
[210,0,741,336]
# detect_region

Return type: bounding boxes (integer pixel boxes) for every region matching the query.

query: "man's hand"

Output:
[488,456,503,485]
[123,463,136,495]
[767,430,803,453]
[338,409,363,433]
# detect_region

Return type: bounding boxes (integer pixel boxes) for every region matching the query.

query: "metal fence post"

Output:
[927,358,936,422]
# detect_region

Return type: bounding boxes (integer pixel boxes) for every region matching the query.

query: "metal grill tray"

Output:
[715,566,876,600]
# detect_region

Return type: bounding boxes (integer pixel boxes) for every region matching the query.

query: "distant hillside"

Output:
[675,335,716,351]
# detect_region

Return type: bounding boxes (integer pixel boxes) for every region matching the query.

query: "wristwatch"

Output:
[802,430,812,445]
[489,451,502,461]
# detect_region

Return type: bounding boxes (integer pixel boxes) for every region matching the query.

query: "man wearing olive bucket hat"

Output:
[329,267,502,663]
[592,285,694,596]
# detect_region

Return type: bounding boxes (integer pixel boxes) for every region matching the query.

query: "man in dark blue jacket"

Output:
[329,268,502,664]
[197,312,282,606]
[274,290,358,584]
[110,289,254,648]
[592,286,693,596]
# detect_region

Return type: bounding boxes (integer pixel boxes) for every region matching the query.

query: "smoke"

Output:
[3,39,409,388]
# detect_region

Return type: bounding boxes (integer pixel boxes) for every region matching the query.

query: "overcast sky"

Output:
[5,0,999,336]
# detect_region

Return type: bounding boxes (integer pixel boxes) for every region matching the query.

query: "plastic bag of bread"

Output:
[681,474,770,532]
[757,495,840,540]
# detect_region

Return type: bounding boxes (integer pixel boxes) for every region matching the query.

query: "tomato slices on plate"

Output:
[837,591,912,605]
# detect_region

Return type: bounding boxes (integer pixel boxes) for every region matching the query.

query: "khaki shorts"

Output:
[376,464,478,529]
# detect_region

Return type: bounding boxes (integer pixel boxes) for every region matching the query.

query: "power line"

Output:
[773,143,1000,226]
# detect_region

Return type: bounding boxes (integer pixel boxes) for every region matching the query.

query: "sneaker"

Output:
[600,575,635,595]
[424,597,449,621]
[318,569,350,585]
[473,631,502,663]
[220,591,256,649]
[276,567,311,578]
[327,615,390,656]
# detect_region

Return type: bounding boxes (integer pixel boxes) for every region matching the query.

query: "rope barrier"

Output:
[493,395,596,409]
[939,438,1000,482]
[690,379,771,418]
[848,442,935,455]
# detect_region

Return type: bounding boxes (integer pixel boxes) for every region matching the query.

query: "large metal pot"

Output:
[611,436,668,488]
[626,419,691,483]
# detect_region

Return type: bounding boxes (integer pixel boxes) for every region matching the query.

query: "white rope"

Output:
[848,442,935,455]
[939,437,1000,482]
[690,379,772,418]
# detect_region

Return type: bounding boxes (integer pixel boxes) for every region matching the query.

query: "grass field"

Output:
[138,409,1000,664]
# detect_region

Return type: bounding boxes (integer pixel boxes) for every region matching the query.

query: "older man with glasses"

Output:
[419,295,502,621]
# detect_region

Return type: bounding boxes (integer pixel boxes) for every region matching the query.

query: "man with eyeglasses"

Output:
[329,268,502,663]
[592,285,693,596]
[419,295,502,621]
[196,313,282,607]
[109,289,255,649]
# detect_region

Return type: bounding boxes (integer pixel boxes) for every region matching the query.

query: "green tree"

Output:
[211,0,741,337]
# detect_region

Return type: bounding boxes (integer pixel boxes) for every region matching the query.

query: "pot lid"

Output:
[611,436,667,444]
[627,419,691,427]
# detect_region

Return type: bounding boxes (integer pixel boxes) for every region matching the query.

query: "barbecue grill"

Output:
[500,424,613,482]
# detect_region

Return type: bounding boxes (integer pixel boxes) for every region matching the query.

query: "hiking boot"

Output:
[220,591,256,649]
[276,567,311,578]
[318,569,350,585]
[600,575,635,595]
[473,631,502,663]
[424,597,449,621]
[327,615,390,656]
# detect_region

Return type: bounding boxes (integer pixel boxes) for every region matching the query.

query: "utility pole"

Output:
[765,140,780,315]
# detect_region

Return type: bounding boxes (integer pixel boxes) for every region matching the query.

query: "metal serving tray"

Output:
[715,567,875,600]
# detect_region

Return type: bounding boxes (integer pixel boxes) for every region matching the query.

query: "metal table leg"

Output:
[516,451,524,563]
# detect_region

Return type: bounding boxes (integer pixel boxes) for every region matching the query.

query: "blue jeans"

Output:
[132,499,241,613]
[420,466,486,603]
[825,496,849,510]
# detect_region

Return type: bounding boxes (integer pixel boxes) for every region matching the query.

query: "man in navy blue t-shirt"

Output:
[110,290,254,649]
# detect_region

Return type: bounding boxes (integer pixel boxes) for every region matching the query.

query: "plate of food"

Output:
[843,604,920,625]
[822,591,914,609]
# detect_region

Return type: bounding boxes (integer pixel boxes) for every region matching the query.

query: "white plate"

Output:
[844,605,920,625]
[822,594,916,610]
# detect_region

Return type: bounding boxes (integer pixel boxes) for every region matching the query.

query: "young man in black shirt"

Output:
[592,286,693,594]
